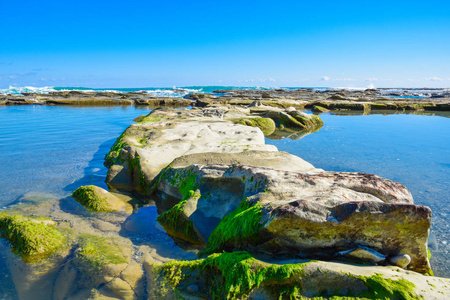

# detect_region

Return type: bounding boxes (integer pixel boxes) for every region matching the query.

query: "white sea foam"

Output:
[0,86,58,95]
[0,86,204,97]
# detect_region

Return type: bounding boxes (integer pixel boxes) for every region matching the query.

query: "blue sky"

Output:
[0,0,449,88]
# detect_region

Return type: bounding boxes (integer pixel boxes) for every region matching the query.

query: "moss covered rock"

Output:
[0,213,65,263]
[235,117,276,135]
[312,105,329,113]
[263,110,323,130]
[72,185,132,213]
[151,251,446,299]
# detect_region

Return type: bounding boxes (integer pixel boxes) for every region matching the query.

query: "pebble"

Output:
[389,254,411,269]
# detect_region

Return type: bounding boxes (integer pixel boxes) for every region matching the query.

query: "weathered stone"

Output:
[156,163,432,274]
[105,107,279,193]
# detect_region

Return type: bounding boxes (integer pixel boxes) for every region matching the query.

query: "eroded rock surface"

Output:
[155,163,432,275]
[104,106,321,194]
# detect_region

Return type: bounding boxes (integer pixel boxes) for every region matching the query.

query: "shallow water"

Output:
[267,111,450,277]
[0,106,449,281]
[0,105,152,207]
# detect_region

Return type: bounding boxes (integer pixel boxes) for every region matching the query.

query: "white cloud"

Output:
[321,76,330,81]
[425,77,442,81]
[269,78,276,82]
[336,78,354,81]
[365,78,379,81]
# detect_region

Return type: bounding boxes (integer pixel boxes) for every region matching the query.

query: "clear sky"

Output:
[0,0,449,88]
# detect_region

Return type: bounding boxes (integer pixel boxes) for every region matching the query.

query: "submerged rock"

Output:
[0,213,65,263]
[72,185,132,213]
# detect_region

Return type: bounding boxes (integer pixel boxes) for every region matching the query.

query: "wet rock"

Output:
[53,262,78,300]
[103,277,136,300]
[120,260,145,299]
[0,213,65,263]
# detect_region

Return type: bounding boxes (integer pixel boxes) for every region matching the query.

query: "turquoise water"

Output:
[0,106,449,277]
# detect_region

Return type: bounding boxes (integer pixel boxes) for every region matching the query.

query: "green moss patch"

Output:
[72,185,112,212]
[290,113,324,128]
[201,199,264,256]
[235,117,276,135]
[312,105,329,113]
[158,251,306,299]
[104,130,129,167]
[358,273,421,300]
[75,234,128,274]
[157,252,422,299]
[0,213,65,263]
[156,190,204,244]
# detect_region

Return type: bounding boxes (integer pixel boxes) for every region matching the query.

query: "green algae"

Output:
[235,117,276,135]
[357,273,421,300]
[72,185,112,212]
[201,198,264,256]
[137,115,163,123]
[128,155,151,194]
[156,251,423,299]
[104,130,130,167]
[290,113,324,128]
[157,251,306,299]
[156,190,203,244]
[312,105,329,113]
[0,212,65,263]
[75,234,128,273]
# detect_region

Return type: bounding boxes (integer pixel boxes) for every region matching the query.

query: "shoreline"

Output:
[1,88,449,111]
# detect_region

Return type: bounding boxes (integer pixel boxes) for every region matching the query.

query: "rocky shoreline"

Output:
[1,101,449,299]
[1,88,449,112]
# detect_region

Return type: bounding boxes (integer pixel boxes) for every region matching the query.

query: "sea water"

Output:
[0,104,449,279]
[267,111,450,277]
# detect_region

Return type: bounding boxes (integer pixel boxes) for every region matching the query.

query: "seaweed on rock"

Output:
[155,251,422,299]
[0,212,65,263]
[72,185,112,212]
[201,198,264,256]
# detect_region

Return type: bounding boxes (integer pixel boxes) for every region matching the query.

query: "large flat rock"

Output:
[105,106,321,194]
